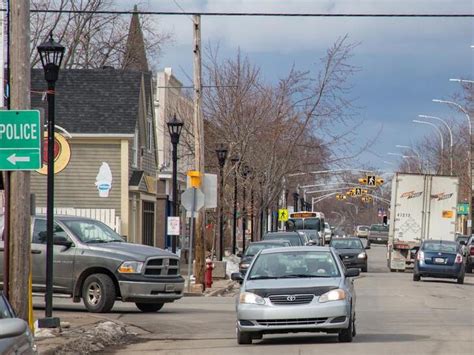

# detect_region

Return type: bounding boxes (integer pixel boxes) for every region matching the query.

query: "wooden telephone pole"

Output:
[192,15,205,288]
[8,0,32,320]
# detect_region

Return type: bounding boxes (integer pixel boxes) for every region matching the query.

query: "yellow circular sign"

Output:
[36,132,71,175]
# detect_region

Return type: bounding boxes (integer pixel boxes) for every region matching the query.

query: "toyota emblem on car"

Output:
[286,295,296,302]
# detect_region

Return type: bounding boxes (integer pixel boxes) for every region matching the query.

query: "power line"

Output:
[2,9,473,17]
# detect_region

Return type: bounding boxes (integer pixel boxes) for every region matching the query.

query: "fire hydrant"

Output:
[205,257,214,288]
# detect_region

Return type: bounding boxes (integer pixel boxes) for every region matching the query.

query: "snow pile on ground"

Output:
[223,254,241,278]
[51,321,132,354]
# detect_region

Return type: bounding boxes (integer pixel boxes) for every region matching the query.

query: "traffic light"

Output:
[358,177,367,184]
[376,178,384,186]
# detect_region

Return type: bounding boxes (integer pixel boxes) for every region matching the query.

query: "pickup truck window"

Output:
[62,219,123,243]
[32,219,68,244]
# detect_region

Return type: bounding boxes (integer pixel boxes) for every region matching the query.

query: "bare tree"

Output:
[30,0,172,69]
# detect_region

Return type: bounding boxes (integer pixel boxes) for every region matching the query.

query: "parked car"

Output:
[330,237,369,272]
[413,240,465,284]
[465,235,474,273]
[262,231,307,246]
[368,224,389,244]
[239,240,291,274]
[0,215,185,313]
[355,225,369,238]
[0,292,37,354]
[231,246,359,344]
[298,229,323,246]
[324,222,333,243]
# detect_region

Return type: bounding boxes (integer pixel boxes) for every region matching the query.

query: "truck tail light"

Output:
[455,254,463,264]
[469,246,474,256]
[417,251,424,261]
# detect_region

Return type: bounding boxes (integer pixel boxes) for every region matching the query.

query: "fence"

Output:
[35,207,121,233]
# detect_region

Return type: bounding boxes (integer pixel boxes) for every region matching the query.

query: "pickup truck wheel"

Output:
[135,303,164,312]
[82,274,116,313]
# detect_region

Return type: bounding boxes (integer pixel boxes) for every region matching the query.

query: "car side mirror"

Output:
[0,318,28,339]
[345,268,360,277]
[365,245,371,250]
[53,235,73,248]
[231,272,244,284]
[459,241,466,246]
[236,251,242,258]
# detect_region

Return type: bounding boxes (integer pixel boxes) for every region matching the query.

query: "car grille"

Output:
[256,318,328,326]
[144,258,179,277]
[269,294,314,305]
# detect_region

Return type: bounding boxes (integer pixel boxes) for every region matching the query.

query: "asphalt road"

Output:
[35,244,474,354]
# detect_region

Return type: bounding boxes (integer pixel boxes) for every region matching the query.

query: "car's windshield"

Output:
[288,218,320,231]
[370,224,388,232]
[62,219,123,243]
[423,242,457,253]
[248,251,340,279]
[264,234,302,246]
[0,294,15,319]
[330,239,363,249]
[245,243,286,256]
[358,226,369,231]
[456,236,469,243]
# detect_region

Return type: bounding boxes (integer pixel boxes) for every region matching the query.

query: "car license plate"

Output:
[166,285,176,292]
[434,258,445,264]
[377,237,382,241]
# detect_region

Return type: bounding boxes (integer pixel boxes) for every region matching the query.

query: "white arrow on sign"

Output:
[7,154,31,165]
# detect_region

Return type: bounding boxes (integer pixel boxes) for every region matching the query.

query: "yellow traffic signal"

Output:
[376,178,384,186]
[358,177,367,184]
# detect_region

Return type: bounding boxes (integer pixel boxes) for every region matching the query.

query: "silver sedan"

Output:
[231,246,359,344]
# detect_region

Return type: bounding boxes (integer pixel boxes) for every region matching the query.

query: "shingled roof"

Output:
[31,68,151,135]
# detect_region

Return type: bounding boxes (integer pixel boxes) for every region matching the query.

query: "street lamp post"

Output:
[387,152,417,173]
[395,145,424,172]
[413,120,445,174]
[167,114,184,254]
[292,192,299,212]
[241,165,251,253]
[230,155,240,254]
[37,33,65,329]
[418,115,453,175]
[215,144,228,261]
[433,98,472,233]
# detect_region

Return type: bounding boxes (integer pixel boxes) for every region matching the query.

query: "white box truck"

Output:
[387,173,458,271]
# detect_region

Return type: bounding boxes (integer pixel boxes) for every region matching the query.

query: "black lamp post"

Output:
[230,155,240,254]
[37,33,65,329]
[241,165,251,253]
[215,144,228,261]
[167,114,184,254]
[293,192,299,212]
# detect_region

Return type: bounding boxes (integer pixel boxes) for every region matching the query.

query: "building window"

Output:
[147,117,153,152]
[132,128,138,168]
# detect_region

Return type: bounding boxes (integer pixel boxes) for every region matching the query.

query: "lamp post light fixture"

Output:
[450,78,474,84]
[230,154,240,254]
[215,144,228,261]
[433,98,472,233]
[418,115,453,175]
[37,32,65,329]
[167,114,184,254]
[413,119,445,174]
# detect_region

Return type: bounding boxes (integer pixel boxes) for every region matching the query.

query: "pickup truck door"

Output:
[31,218,76,293]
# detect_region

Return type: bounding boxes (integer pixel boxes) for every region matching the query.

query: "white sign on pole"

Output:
[167,216,180,236]
[203,173,217,209]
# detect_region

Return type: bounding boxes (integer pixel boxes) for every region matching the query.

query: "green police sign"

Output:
[0,110,42,170]
[457,203,469,216]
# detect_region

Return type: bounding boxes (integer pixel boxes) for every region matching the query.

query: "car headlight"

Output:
[319,289,346,303]
[118,261,144,274]
[240,263,250,269]
[358,252,367,259]
[239,292,265,305]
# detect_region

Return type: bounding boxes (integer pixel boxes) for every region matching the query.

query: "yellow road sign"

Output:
[278,209,289,222]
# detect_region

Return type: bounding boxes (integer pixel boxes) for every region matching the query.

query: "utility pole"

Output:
[192,15,205,288]
[8,0,31,321]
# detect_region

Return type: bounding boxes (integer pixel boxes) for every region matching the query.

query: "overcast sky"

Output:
[119,0,473,171]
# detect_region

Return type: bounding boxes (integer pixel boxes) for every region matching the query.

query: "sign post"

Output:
[0,110,42,171]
